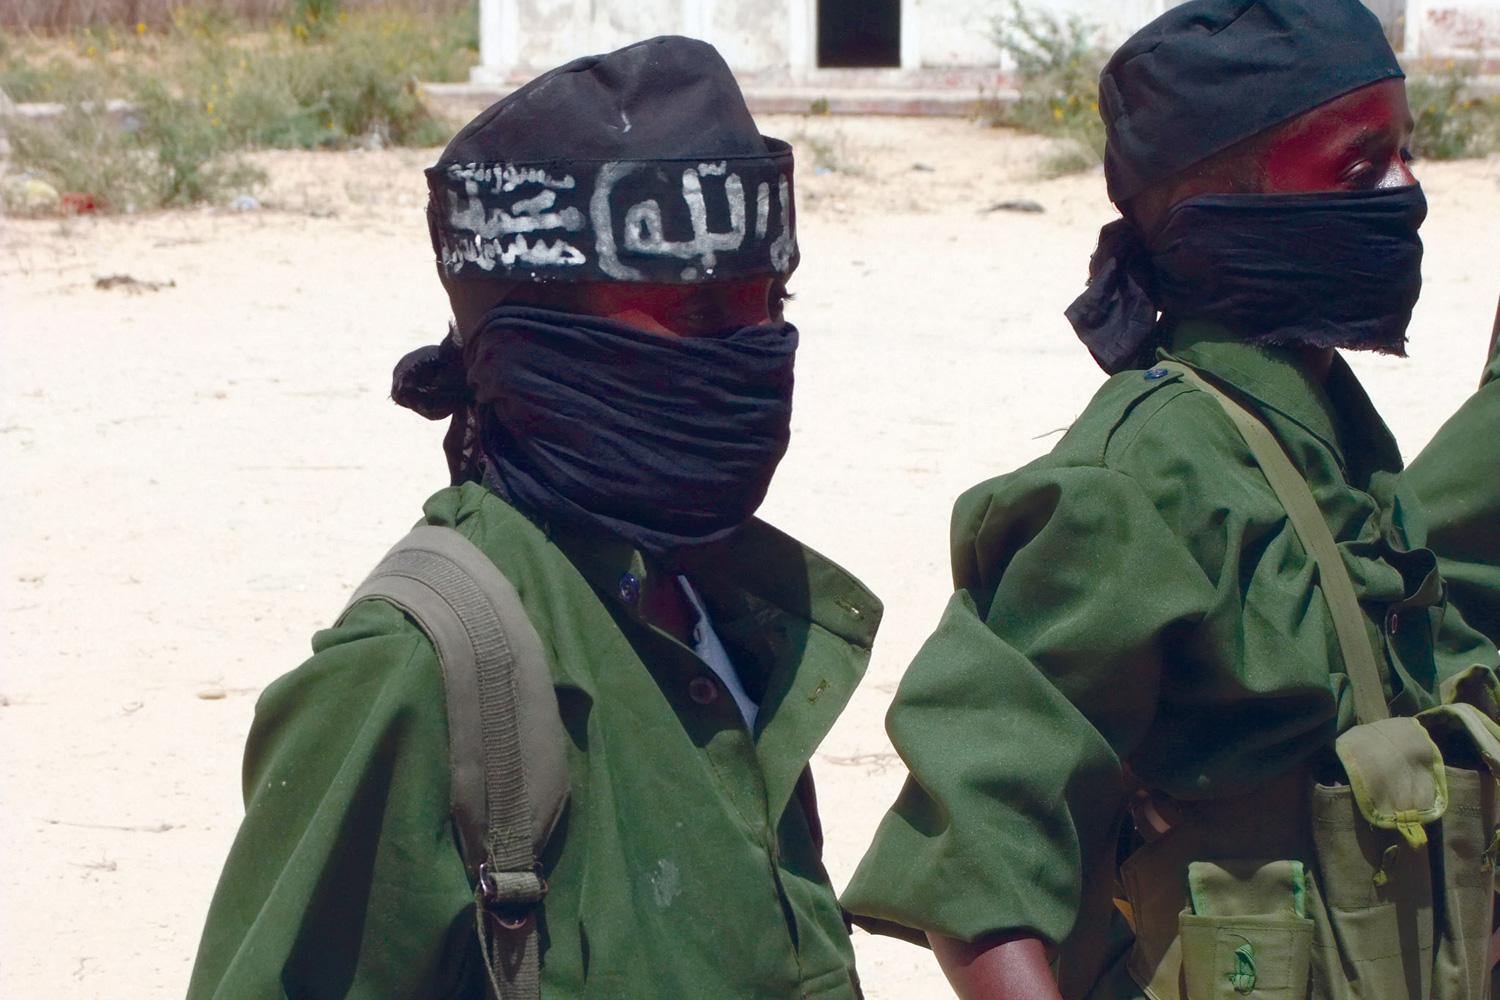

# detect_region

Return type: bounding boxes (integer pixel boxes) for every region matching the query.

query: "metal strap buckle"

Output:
[1128,786,1183,842]
[477,861,548,930]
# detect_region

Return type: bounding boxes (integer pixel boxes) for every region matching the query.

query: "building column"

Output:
[472,0,520,85]
[900,0,920,69]
[787,0,813,77]
[1403,0,1427,56]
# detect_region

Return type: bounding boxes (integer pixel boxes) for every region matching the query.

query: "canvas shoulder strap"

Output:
[1158,361,1390,725]
[342,524,569,1000]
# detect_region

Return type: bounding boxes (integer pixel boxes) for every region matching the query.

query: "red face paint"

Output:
[1262,79,1417,193]
[567,278,783,338]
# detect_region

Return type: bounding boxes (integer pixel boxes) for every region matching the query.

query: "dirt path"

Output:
[3,115,1497,998]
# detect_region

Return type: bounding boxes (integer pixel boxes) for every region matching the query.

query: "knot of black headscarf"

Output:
[392,305,797,556]
[1063,219,1160,373]
[392,325,483,485]
[1065,185,1427,373]
[392,327,468,420]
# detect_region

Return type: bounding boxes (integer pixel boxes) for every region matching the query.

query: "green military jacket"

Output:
[843,322,1499,990]
[188,482,881,1000]
[1405,338,1500,642]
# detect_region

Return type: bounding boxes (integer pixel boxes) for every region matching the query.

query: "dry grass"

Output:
[3,0,471,33]
[1,4,476,213]
[983,2,1500,176]
[982,0,1108,177]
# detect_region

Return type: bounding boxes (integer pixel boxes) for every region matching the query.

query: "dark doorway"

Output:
[817,0,901,68]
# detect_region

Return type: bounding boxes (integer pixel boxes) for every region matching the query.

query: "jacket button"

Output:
[688,677,718,705]
[1144,366,1170,381]
[618,572,640,604]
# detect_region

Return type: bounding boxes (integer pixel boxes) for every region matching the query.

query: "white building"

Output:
[471,0,1500,86]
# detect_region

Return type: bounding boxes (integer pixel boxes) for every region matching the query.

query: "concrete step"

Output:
[422,79,1018,120]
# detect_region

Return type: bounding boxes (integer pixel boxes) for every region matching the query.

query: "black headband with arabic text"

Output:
[426,138,798,284]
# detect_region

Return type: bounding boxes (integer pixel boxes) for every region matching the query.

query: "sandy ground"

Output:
[2,114,1498,999]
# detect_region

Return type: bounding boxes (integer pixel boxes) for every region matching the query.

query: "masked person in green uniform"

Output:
[843,3,1500,998]
[1405,323,1500,643]
[188,37,881,1000]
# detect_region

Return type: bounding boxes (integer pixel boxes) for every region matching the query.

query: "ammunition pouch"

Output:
[1120,678,1500,1000]
[1116,364,1500,1000]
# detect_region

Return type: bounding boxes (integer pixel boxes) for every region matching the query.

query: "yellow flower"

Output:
[85,45,99,57]
[136,21,146,35]
[205,101,215,114]
[1052,106,1064,121]
[211,117,222,127]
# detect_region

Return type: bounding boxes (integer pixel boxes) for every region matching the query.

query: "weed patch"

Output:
[4,88,265,214]
[1408,62,1500,161]
[986,0,1107,176]
[982,3,1500,177]
[1,5,476,213]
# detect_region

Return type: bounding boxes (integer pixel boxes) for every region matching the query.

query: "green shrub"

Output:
[988,0,1108,175]
[985,7,1500,175]
[1408,62,1500,161]
[1,44,119,103]
[288,0,341,41]
[127,75,266,206]
[5,105,157,212]
[164,13,460,150]
[3,96,264,213]
[293,11,462,144]
[2,5,476,211]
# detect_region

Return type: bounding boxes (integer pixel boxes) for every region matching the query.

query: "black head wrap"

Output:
[1068,0,1416,372]
[426,35,798,285]
[1100,0,1403,204]
[468,307,797,556]
[396,38,803,554]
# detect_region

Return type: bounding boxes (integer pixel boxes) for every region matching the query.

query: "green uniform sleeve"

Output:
[843,466,1214,951]
[1406,345,1500,643]
[187,600,478,1000]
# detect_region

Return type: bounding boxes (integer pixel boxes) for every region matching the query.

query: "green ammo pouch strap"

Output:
[1119,364,1500,999]
[1159,361,1453,845]
[1157,362,1389,726]
[341,525,570,1000]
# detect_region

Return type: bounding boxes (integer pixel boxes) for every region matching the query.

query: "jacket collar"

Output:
[547,516,880,653]
[544,504,881,823]
[1160,320,1403,480]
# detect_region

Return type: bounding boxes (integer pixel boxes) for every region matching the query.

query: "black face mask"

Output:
[1066,185,1427,373]
[467,306,797,556]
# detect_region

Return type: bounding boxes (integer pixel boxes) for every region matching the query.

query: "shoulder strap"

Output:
[342,524,569,1000]
[1158,362,1390,725]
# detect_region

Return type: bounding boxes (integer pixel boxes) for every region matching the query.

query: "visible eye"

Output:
[1401,148,1417,164]
[1341,160,1375,186]
[768,282,794,319]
